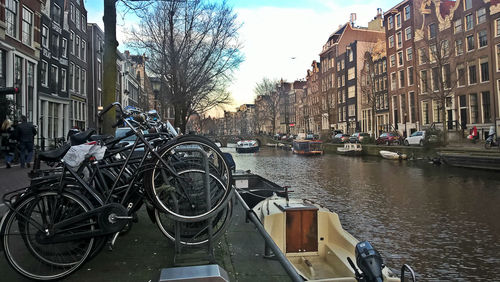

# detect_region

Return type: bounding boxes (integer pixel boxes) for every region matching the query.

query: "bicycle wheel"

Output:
[1,191,95,280]
[144,135,232,222]
[154,187,234,246]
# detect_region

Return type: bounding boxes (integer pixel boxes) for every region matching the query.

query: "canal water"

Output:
[225,147,500,281]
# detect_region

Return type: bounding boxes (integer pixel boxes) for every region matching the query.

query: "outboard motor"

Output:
[355,241,384,282]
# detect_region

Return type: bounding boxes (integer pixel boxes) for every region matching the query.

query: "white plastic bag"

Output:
[63,144,107,168]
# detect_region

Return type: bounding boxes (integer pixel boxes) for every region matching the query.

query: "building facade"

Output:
[86,23,103,130]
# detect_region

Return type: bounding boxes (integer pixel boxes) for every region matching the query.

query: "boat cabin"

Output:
[292,140,323,155]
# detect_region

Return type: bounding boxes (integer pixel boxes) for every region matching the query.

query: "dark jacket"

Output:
[15,122,37,143]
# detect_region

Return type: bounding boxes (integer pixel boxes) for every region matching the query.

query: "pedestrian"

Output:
[1,119,16,168]
[15,115,37,168]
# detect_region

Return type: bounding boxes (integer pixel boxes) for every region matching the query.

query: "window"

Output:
[389,36,394,48]
[397,32,402,48]
[391,72,397,90]
[383,60,387,72]
[82,16,87,31]
[432,67,439,91]
[429,44,437,62]
[348,104,355,116]
[62,38,68,58]
[81,39,86,61]
[469,64,477,84]
[405,27,412,40]
[75,66,80,92]
[50,65,58,91]
[496,19,500,37]
[478,30,488,48]
[70,3,75,22]
[409,92,416,122]
[457,64,466,86]
[390,54,396,67]
[76,36,80,58]
[70,31,74,54]
[441,40,449,57]
[482,92,491,123]
[465,14,473,31]
[397,51,404,66]
[61,68,67,91]
[348,49,353,62]
[51,33,59,57]
[81,70,86,95]
[443,64,451,89]
[41,61,48,87]
[456,39,464,55]
[497,45,500,71]
[6,0,18,38]
[347,67,355,80]
[404,5,411,21]
[470,93,478,123]
[407,47,413,61]
[429,23,437,39]
[22,7,33,46]
[388,16,393,29]
[76,9,81,30]
[396,13,401,29]
[454,19,462,33]
[97,60,102,82]
[480,58,489,82]
[42,25,49,48]
[408,67,414,86]
[69,63,74,90]
[466,35,475,51]
[477,8,486,24]
[419,48,426,64]
[399,70,405,88]
[465,0,472,10]
[347,85,356,98]
[420,70,428,92]
[52,3,61,23]
[422,101,430,124]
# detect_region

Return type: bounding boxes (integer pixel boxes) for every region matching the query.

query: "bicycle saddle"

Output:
[70,129,96,145]
[39,143,71,162]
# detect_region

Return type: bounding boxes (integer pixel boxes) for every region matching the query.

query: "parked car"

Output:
[349,132,370,143]
[332,133,350,143]
[404,131,425,146]
[115,127,145,156]
[376,132,402,145]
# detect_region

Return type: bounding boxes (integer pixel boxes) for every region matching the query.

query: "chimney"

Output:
[350,13,357,26]
[377,8,383,17]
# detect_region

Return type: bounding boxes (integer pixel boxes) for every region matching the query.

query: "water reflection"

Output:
[225,147,500,280]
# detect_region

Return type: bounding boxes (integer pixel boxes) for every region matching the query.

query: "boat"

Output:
[253,195,402,281]
[236,140,260,153]
[292,140,323,155]
[379,150,407,160]
[265,143,278,148]
[233,170,287,208]
[336,143,363,155]
[439,152,500,171]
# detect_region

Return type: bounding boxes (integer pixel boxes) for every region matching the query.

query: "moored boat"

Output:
[253,195,405,281]
[236,140,259,153]
[292,140,323,155]
[379,150,407,160]
[336,143,363,155]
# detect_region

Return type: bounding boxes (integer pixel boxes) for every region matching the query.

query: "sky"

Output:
[85,0,397,115]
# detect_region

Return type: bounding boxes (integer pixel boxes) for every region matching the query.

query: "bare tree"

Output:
[416,33,458,145]
[128,0,243,133]
[254,78,281,135]
[360,40,385,138]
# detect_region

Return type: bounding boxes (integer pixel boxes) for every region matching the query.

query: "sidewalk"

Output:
[0,163,32,215]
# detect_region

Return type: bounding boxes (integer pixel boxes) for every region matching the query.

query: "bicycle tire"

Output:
[144,135,233,222]
[1,191,95,280]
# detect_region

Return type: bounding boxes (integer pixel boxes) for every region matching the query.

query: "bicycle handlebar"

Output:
[98,102,124,118]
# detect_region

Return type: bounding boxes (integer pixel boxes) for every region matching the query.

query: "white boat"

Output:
[253,196,402,281]
[236,140,259,153]
[336,143,363,155]
[379,150,407,160]
[265,143,278,148]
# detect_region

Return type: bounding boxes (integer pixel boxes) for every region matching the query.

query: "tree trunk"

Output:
[372,107,377,138]
[441,101,448,146]
[102,0,118,135]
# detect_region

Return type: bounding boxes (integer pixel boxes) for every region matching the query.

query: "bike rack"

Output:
[401,264,416,282]
[170,146,219,266]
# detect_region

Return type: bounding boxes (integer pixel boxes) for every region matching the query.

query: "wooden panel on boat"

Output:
[286,210,318,253]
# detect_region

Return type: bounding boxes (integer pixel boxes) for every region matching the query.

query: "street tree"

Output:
[360,40,385,138]
[128,0,243,133]
[254,78,281,135]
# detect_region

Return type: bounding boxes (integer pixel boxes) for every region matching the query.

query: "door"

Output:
[286,209,318,253]
[460,108,467,130]
[447,110,453,129]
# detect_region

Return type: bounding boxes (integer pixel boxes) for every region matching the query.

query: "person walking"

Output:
[15,115,37,168]
[1,119,16,168]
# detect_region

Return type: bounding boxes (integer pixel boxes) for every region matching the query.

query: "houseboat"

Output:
[292,140,323,155]
[236,140,260,153]
[336,143,363,156]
